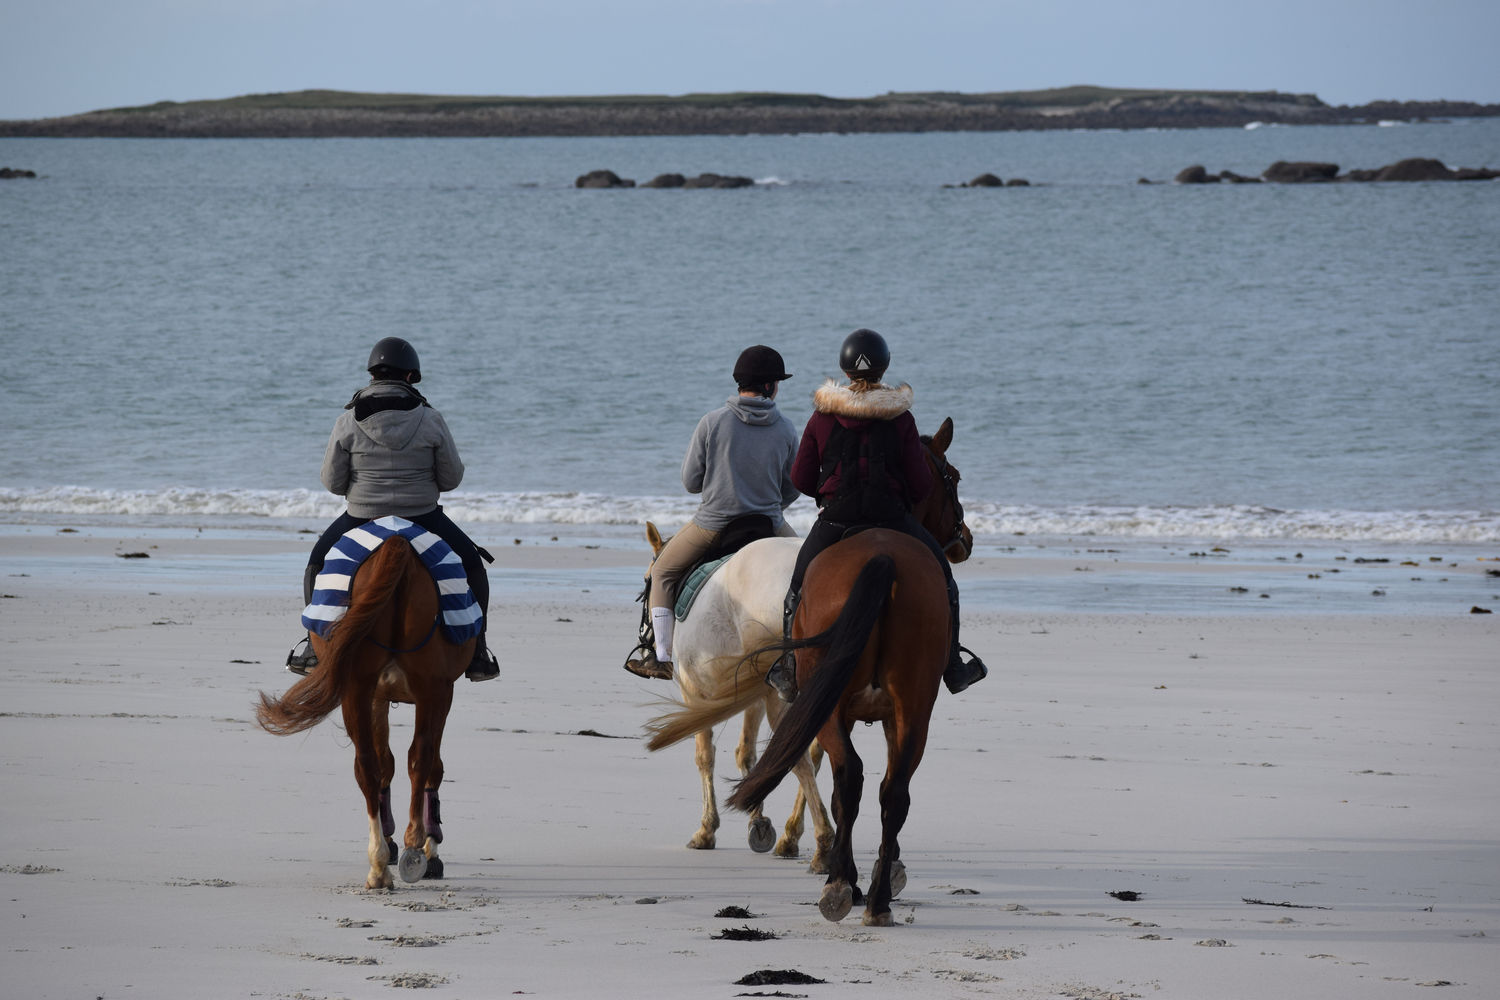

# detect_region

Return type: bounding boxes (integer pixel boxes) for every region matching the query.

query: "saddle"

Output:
[625,513,778,671]
[302,515,482,642]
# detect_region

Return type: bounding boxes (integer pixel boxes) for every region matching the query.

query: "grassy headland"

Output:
[2,86,1495,137]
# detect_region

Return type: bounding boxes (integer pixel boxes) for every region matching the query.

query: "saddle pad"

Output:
[301,515,482,642]
[674,554,732,622]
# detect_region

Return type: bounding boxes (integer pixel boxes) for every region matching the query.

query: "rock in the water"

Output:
[575,169,634,188]
[682,172,753,188]
[643,172,686,188]
[1174,165,1218,184]
[1262,161,1339,183]
[1374,157,1455,182]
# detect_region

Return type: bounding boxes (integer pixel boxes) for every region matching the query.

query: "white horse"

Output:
[637,523,833,871]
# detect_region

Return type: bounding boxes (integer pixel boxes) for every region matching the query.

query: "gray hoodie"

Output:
[682,394,800,532]
[321,381,465,519]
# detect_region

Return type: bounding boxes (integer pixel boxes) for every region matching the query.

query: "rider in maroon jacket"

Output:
[764,329,988,703]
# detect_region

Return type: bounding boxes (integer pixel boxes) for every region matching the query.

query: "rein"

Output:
[925,444,970,559]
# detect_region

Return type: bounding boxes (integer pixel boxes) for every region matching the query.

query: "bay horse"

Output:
[256,533,473,889]
[638,526,834,871]
[723,416,972,926]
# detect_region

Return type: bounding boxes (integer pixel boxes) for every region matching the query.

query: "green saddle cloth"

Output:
[674,555,732,621]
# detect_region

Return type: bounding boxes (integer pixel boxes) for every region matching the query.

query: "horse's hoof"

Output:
[773,837,800,859]
[397,848,428,883]
[819,883,854,922]
[423,856,444,880]
[748,817,776,854]
[686,833,716,850]
[862,910,894,927]
[889,859,907,898]
[383,838,399,865]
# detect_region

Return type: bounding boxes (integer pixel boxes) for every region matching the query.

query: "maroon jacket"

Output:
[791,380,932,511]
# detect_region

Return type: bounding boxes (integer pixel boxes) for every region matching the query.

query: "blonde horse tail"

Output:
[643,660,771,752]
[727,553,894,813]
[255,536,413,736]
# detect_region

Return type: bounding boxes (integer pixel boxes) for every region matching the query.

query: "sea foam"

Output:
[4,487,1495,544]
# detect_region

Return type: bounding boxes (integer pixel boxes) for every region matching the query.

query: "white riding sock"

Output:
[650,607,675,663]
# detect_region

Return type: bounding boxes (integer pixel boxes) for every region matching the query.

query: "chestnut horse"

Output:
[723,416,971,926]
[256,535,472,889]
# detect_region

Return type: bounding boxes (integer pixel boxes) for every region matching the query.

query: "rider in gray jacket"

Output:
[286,338,498,681]
[625,345,799,679]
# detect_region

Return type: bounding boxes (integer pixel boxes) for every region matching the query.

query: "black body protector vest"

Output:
[816,420,910,524]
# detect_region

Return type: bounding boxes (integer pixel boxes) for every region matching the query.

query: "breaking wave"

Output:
[2,487,1495,545]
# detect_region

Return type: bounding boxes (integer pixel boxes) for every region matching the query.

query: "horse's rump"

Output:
[257,535,421,735]
[643,536,797,751]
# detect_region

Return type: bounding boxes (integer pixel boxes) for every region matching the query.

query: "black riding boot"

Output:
[465,624,499,682]
[286,563,320,674]
[765,588,801,703]
[942,579,988,695]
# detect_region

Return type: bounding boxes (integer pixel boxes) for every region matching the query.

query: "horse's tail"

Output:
[255,536,412,736]
[726,553,895,813]
[643,652,775,751]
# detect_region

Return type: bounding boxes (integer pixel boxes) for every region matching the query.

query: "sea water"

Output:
[2,123,1497,568]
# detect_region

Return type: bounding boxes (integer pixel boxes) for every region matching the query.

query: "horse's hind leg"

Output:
[736,702,775,854]
[688,728,720,849]
[863,718,928,926]
[342,683,392,890]
[373,701,400,873]
[818,723,864,922]
[402,683,454,882]
[768,699,831,868]
[785,745,833,873]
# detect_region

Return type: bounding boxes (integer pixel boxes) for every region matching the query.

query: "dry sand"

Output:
[2,526,1497,998]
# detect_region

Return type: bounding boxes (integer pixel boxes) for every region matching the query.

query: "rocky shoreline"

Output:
[3,88,1497,138]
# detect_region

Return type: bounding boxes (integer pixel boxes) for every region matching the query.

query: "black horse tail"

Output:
[726,553,895,813]
[256,536,412,736]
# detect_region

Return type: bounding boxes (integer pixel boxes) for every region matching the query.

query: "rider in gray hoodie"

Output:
[286,337,498,681]
[626,345,800,679]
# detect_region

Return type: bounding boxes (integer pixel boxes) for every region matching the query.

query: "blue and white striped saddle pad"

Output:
[301,515,482,642]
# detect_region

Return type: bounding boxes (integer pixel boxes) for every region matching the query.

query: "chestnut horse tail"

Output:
[726,553,895,813]
[256,536,414,736]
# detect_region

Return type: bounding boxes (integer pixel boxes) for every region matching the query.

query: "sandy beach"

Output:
[2,524,1497,998]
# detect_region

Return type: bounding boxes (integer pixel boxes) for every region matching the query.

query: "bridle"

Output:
[924,443,971,560]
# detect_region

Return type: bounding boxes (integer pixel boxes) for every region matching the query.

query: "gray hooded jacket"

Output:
[321,381,465,519]
[682,394,800,532]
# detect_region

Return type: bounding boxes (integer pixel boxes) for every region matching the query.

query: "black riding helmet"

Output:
[733,344,793,388]
[367,337,421,383]
[839,328,889,383]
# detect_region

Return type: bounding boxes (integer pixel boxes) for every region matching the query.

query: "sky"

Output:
[2,0,1497,121]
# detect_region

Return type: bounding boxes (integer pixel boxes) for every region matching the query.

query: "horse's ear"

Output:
[646,521,663,554]
[930,417,954,456]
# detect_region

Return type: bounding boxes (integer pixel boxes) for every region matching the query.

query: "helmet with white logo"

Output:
[839,328,889,383]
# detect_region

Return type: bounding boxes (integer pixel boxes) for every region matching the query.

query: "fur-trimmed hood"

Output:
[812,378,914,421]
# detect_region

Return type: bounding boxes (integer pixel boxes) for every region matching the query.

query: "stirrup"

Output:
[285,637,318,675]
[466,647,500,682]
[766,653,798,704]
[623,642,673,680]
[943,645,988,695]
